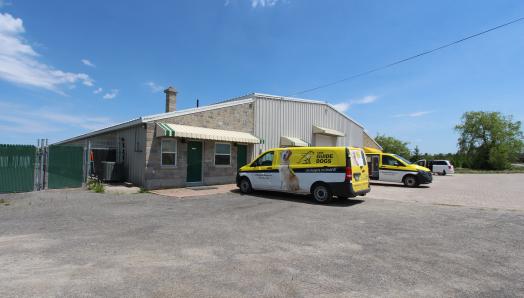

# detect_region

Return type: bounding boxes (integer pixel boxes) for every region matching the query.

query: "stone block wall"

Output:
[159,102,254,133]
[143,103,255,189]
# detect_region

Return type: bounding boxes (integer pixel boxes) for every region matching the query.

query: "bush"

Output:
[87,178,105,193]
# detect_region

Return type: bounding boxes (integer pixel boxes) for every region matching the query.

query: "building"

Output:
[58,87,381,189]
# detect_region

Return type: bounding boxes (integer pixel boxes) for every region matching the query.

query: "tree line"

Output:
[374,111,523,170]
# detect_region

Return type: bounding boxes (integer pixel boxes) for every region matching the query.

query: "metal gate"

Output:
[47,145,85,189]
[0,144,36,193]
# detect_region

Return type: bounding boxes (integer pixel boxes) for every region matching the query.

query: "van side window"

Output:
[382,155,401,167]
[252,151,274,167]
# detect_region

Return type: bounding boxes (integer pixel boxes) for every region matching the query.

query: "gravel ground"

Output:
[369,173,524,211]
[0,175,523,297]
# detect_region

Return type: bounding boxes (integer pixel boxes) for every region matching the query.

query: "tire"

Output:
[442,170,447,176]
[239,178,253,194]
[312,183,333,204]
[403,175,419,187]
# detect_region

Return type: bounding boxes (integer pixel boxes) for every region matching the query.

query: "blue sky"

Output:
[0,0,523,153]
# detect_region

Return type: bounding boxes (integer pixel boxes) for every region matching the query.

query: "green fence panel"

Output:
[0,144,36,193]
[48,145,84,189]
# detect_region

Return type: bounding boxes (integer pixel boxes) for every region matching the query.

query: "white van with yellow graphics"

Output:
[364,147,432,187]
[236,147,370,203]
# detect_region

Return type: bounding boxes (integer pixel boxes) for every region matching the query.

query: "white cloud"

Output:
[353,95,378,105]
[331,95,378,113]
[81,58,95,67]
[0,0,12,7]
[251,0,280,8]
[0,13,94,93]
[145,81,163,93]
[0,101,113,134]
[93,87,103,94]
[394,111,433,118]
[102,89,118,99]
[331,102,351,113]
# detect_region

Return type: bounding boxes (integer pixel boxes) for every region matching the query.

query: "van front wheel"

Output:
[239,178,253,194]
[403,175,419,187]
[312,184,333,204]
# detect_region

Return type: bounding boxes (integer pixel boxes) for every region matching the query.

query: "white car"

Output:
[416,159,455,175]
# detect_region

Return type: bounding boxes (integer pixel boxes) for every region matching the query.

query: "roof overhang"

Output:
[312,125,345,137]
[280,136,308,147]
[156,123,260,144]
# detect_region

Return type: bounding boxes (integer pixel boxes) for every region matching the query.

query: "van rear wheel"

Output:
[312,184,333,204]
[403,175,419,187]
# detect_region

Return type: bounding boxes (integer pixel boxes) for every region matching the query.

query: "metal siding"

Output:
[116,126,146,186]
[60,125,146,186]
[254,97,365,157]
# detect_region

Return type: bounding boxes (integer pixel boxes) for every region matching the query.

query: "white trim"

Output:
[54,118,143,145]
[160,138,177,167]
[214,142,231,167]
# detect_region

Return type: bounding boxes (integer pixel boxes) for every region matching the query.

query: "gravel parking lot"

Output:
[368,173,524,211]
[0,174,523,297]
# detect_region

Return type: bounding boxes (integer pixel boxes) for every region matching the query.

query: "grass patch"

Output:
[87,179,105,193]
[0,198,10,206]
[455,167,524,174]
[138,188,150,194]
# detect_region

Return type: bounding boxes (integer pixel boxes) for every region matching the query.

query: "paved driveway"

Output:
[0,176,523,297]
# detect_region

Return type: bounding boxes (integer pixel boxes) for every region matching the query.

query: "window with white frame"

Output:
[161,139,177,166]
[214,143,231,166]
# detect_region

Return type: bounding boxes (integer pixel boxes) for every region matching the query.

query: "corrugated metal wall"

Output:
[63,125,146,186]
[253,96,364,157]
[115,126,146,186]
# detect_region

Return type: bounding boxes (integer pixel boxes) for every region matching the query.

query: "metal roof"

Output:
[55,92,373,144]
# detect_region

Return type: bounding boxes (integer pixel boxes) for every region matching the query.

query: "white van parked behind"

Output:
[416,159,455,175]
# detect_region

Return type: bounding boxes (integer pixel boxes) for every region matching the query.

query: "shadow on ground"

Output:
[229,189,364,207]
[371,182,430,189]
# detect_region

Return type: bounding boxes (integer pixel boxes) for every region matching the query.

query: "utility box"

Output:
[100,161,122,182]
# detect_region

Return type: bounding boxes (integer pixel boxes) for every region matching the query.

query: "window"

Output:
[252,151,274,167]
[214,143,231,166]
[350,150,366,167]
[382,155,402,167]
[161,139,177,166]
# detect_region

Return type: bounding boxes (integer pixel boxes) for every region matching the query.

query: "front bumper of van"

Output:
[328,181,371,198]
[417,170,433,184]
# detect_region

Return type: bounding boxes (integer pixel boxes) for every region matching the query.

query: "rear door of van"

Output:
[348,148,370,192]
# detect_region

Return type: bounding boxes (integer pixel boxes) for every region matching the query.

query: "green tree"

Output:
[455,111,523,170]
[411,146,422,162]
[375,134,411,159]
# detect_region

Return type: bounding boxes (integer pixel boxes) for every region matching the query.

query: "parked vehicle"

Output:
[416,159,455,175]
[236,146,370,203]
[364,147,432,187]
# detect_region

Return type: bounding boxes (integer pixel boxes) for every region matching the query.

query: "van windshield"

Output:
[394,154,412,165]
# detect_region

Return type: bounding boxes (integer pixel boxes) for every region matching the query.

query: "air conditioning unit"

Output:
[100,161,122,182]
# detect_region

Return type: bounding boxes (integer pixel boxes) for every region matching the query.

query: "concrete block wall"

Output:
[159,103,254,133]
[143,103,256,189]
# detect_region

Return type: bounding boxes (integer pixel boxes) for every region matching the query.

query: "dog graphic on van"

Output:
[279,149,300,192]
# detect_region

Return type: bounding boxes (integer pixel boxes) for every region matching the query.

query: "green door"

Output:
[186,141,202,182]
[237,145,247,170]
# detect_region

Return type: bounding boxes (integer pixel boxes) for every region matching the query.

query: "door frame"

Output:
[186,140,203,184]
